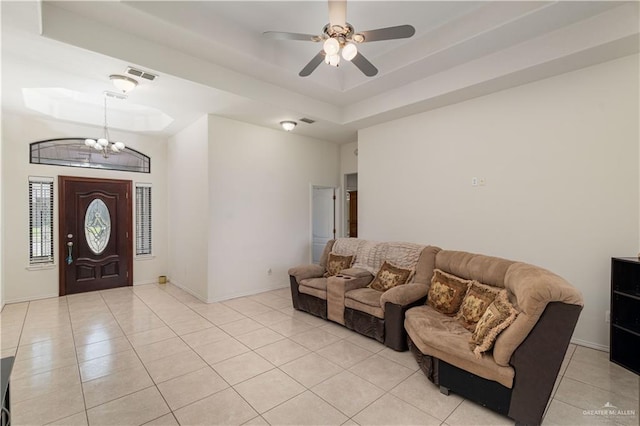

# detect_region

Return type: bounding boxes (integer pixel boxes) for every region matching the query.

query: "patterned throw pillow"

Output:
[324,253,354,277]
[470,290,518,358]
[368,261,413,292]
[427,269,471,315]
[456,282,501,331]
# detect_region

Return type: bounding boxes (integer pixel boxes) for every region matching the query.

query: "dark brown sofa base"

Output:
[289,276,327,319]
[344,308,384,343]
[290,275,426,351]
[408,337,512,414]
[407,302,583,426]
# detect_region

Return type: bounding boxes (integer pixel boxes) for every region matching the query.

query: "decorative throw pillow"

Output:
[470,290,518,358]
[456,282,501,331]
[324,253,354,277]
[427,269,471,315]
[368,261,413,292]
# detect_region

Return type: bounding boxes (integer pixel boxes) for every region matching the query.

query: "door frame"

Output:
[309,184,339,264]
[58,176,133,296]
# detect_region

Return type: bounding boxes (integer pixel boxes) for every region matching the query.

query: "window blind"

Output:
[135,183,152,256]
[29,176,54,264]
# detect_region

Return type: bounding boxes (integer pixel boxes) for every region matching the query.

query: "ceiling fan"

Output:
[263,0,415,77]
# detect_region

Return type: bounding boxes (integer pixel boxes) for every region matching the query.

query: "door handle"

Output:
[66,241,73,264]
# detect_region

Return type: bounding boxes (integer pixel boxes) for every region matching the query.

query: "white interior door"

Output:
[312,187,335,264]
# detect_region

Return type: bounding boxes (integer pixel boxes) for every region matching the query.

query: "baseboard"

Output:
[168,279,208,303]
[209,284,289,303]
[133,279,161,286]
[571,338,609,352]
[5,293,59,304]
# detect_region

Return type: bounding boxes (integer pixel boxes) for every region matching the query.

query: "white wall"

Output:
[0,110,4,310]
[340,142,358,177]
[167,115,210,301]
[207,115,339,301]
[358,55,639,350]
[1,113,169,302]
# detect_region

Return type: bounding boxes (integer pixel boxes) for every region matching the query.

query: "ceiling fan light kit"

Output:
[263,0,415,77]
[341,42,358,61]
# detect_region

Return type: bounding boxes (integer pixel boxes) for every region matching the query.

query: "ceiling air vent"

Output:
[299,117,315,124]
[126,67,158,81]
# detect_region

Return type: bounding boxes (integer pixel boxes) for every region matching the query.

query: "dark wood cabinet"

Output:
[610,257,640,375]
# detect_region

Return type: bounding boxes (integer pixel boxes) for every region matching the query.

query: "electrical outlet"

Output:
[471,177,478,186]
[605,310,610,323]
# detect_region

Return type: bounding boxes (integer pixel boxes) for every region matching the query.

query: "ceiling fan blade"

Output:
[328,0,347,27]
[299,51,326,77]
[263,31,319,42]
[358,25,415,42]
[351,52,378,77]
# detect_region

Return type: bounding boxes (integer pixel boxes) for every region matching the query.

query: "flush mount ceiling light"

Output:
[280,121,297,131]
[110,74,138,93]
[84,94,126,158]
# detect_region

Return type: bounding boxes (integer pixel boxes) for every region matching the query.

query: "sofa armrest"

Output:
[288,264,325,282]
[340,267,373,279]
[341,274,374,291]
[380,283,429,311]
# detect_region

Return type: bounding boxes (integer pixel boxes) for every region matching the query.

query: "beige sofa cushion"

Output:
[405,305,515,388]
[300,277,327,291]
[436,250,514,288]
[345,298,384,318]
[299,285,327,300]
[345,287,384,318]
[299,278,328,300]
[298,278,327,300]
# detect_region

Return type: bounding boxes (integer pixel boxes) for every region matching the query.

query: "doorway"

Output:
[59,176,133,295]
[347,190,357,238]
[311,186,336,264]
[345,173,358,237]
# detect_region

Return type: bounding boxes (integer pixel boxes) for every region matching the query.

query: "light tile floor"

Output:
[1,283,638,425]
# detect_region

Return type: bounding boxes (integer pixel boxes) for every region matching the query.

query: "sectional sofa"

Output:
[288,238,584,425]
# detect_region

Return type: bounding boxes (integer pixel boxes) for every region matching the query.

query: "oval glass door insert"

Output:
[85,199,111,255]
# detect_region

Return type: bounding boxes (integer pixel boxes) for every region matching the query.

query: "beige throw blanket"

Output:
[332,238,425,276]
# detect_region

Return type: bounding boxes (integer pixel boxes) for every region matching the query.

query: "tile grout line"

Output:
[124,285,266,422]
[40,296,89,425]
[82,288,174,422]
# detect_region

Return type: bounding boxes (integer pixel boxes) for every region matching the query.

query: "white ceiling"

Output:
[2,1,639,144]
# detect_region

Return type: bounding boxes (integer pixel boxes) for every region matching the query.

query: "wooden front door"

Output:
[59,176,132,295]
[348,190,358,238]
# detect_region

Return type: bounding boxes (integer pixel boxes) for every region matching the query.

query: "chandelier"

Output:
[85,95,125,158]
